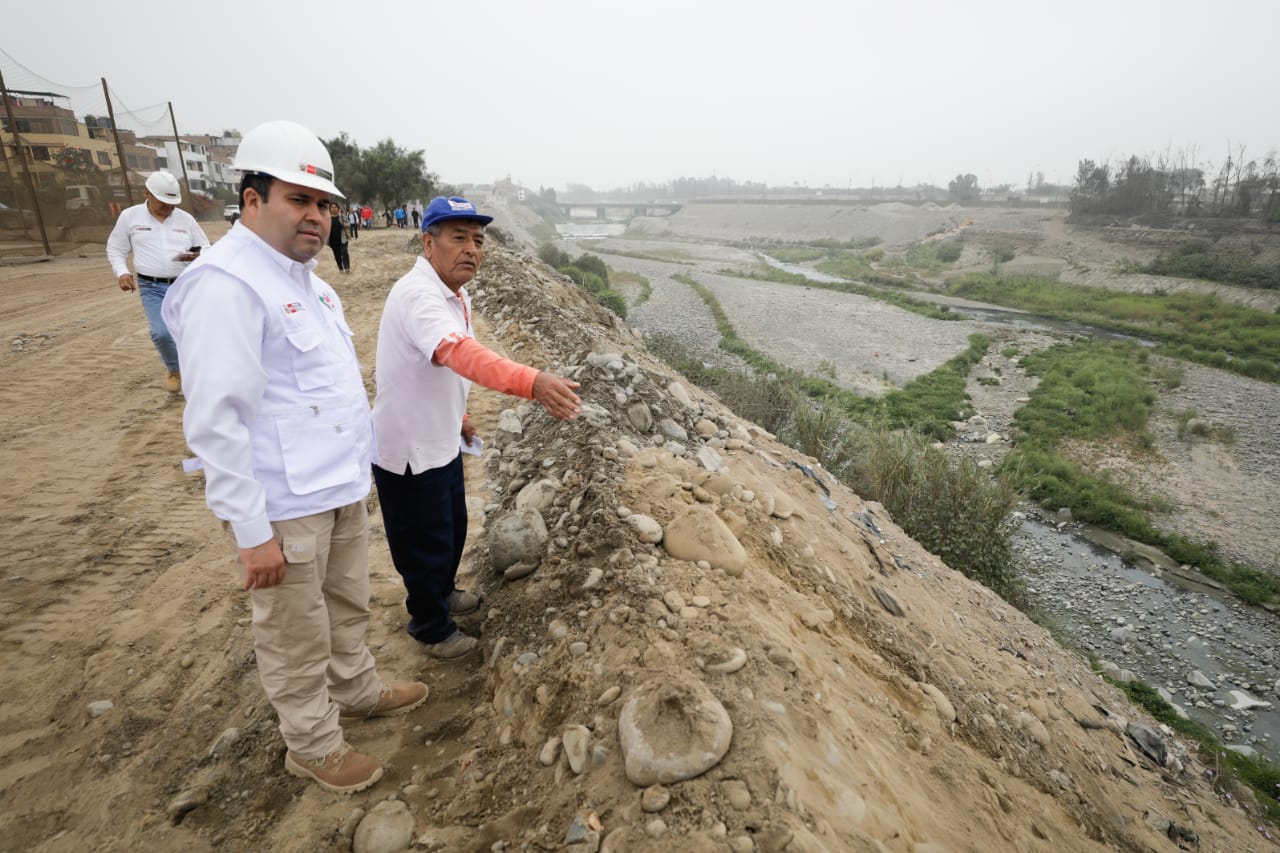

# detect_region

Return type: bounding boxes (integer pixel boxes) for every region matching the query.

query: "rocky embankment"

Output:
[323,248,1269,851]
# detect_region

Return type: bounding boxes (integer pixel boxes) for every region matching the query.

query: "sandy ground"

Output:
[0,222,1275,852]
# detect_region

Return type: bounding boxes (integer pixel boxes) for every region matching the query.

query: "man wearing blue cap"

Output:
[372,196,582,659]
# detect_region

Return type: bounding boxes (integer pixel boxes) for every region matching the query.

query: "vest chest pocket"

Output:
[275,405,361,495]
[285,327,337,391]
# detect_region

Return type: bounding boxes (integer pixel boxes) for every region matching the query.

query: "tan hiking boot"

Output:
[164,370,181,394]
[284,743,382,793]
[340,681,429,723]
[421,629,479,660]
[448,588,483,615]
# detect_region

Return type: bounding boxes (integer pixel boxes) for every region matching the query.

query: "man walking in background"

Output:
[106,171,210,394]
[372,196,582,659]
[162,120,426,794]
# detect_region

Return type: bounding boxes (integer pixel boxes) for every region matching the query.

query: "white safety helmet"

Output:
[144,171,183,205]
[232,120,343,198]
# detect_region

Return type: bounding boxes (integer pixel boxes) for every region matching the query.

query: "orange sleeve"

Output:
[434,335,538,399]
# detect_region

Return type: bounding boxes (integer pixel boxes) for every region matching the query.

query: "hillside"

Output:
[0,228,1272,852]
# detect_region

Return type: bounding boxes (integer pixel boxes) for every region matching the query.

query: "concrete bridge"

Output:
[559,201,682,220]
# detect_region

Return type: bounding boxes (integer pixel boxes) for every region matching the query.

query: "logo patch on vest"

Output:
[318,293,336,311]
[283,301,304,315]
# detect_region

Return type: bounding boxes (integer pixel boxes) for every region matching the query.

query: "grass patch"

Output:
[946,272,1280,383]
[644,306,1021,601]
[1004,340,1280,605]
[672,273,986,440]
[610,269,652,308]
[1143,240,1280,289]
[581,244,698,265]
[902,238,964,270]
[717,264,957,321]
[764,245,828,263]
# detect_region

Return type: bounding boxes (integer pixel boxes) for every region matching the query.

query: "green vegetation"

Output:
[764,245,828,263]
[322,134,444,207]
[717,264,956,321]
[1142,240,1280,289]
[1105,675,1280,824]
[1004,340,1280,605]
[841,429,1023,602]
[609,270,652,309]
[582,244,697,264]
[947,273,1280,383]
[814,251,875,280]
[655,273,1021,600]
[903,237,964,270]
[537,243,629,319]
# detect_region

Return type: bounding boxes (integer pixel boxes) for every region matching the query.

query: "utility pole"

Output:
[168,101,193,213]
[101,78,134,206]
[0,108,25,237]
[0,68,52,255]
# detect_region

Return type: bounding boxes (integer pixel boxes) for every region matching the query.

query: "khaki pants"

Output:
[225,500,382,759]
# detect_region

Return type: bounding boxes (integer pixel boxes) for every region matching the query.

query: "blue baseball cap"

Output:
[421,196,493,232]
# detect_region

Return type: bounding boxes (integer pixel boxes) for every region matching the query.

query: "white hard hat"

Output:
[232,120,343,198]
[144,171,182,205]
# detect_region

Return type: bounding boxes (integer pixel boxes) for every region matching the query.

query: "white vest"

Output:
[166,225,373,521]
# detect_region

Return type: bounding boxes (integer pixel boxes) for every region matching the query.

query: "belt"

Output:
[138,274,177,284]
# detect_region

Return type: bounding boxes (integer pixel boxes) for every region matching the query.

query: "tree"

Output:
[948,173,980,202]
[321,134,440,207]
[363,139,438,208]
[1069,160,1110,216]
[323,133,367,201]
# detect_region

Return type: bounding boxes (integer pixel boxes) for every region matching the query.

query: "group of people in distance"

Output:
[108,119,582,794]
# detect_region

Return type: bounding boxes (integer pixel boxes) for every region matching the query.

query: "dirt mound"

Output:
[0,233,1270,852]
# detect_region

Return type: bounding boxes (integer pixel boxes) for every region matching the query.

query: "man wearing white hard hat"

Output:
[105,171,210,393]
[161,120,427,795]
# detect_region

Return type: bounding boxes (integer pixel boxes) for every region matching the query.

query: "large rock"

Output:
[618,676,732,786]
[354,799,415,853]
[488,508,549,571]
[626,402,653,433]
[662,506,748,575]
[515,478,559,512]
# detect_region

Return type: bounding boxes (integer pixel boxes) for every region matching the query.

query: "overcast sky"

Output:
[5,0,1276,192]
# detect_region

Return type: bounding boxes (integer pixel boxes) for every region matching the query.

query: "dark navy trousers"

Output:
[372,453,466,644]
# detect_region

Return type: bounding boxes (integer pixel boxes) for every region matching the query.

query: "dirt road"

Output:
[0,226,497,850]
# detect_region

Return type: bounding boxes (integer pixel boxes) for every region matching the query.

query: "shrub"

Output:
[537,242,570,268]
[573,253,609,281]
[596,290,627,318]
[839,429,1024,603]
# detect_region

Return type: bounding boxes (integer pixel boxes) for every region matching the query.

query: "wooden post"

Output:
[101,78,134,207]
[167,101,193,213]
[0,107,27,238]
[0,68,52,255]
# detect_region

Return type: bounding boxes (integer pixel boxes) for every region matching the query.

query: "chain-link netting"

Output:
[1,47,229,255]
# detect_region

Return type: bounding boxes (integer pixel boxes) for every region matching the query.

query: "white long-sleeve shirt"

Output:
[162,223,372,548]
[106,203,210,280]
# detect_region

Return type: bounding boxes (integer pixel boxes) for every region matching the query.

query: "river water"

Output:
[761,251,1280,761]
[1019,516,1280,763]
